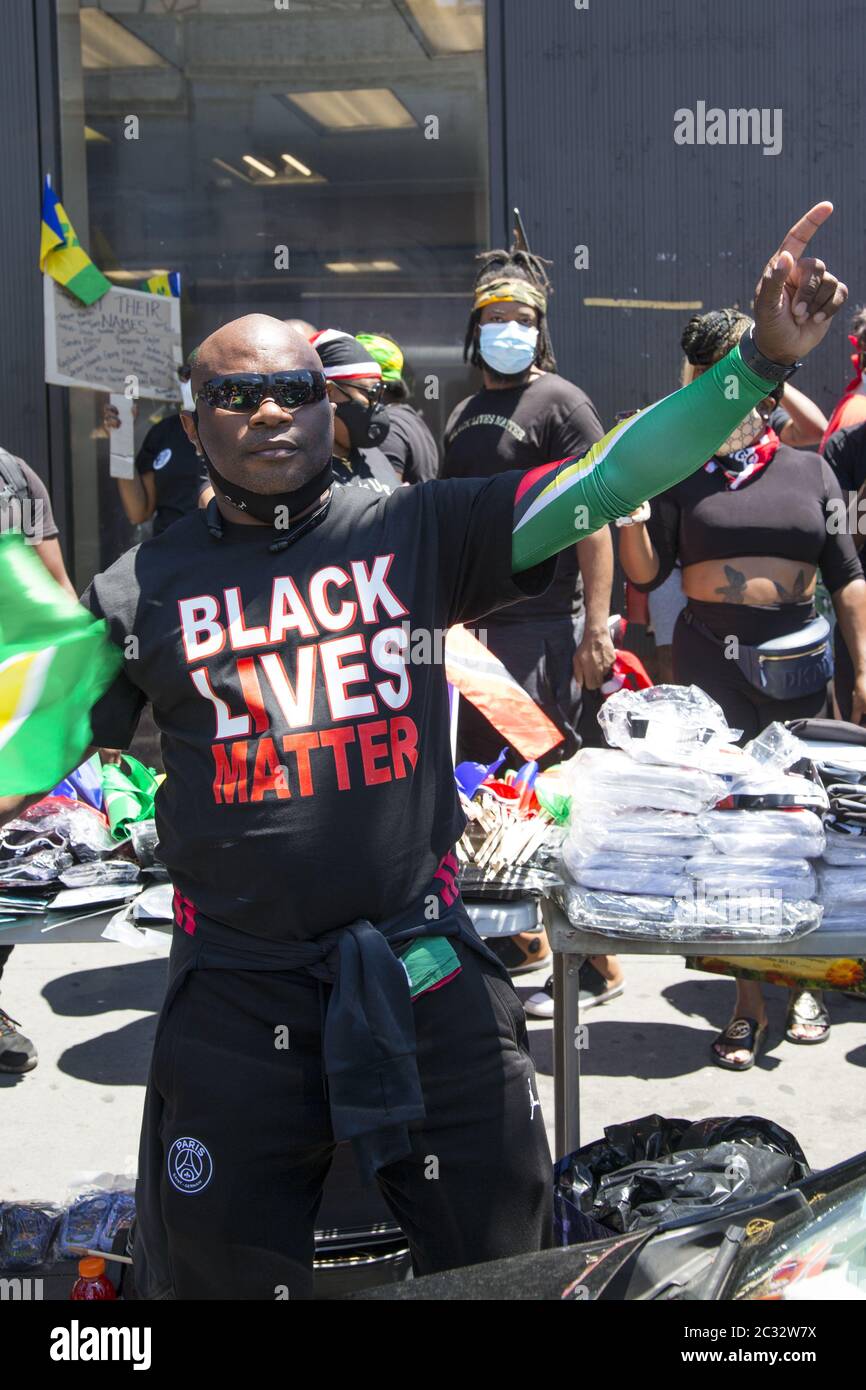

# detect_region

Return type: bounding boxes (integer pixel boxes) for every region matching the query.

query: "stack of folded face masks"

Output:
[555,695,826,942]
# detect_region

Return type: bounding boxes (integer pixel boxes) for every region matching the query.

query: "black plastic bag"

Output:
[554,1114,809,1244]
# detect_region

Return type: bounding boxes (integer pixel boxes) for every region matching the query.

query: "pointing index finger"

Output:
[774,202,833,266]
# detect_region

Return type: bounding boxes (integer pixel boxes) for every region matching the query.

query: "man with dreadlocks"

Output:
[442,240,616,774]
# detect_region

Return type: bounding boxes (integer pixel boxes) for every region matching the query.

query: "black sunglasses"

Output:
[197,370,328,412]
[332,379,385,408]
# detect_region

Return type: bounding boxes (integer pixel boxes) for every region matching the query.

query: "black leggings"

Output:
[672,600,828,741]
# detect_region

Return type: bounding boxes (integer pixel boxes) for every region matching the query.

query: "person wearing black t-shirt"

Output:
[0,215,849,1297]
[441,245,615,767]
[824,419,866,719]
[310,329,400,495]
[104,365,212,535]
[357,332,439,484]
[621,307,866,1070]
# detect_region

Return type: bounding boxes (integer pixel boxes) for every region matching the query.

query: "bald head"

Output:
[190,315,322,395]
[182,313,335,520]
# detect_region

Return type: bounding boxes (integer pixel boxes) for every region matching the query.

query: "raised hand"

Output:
[753,202,848,365]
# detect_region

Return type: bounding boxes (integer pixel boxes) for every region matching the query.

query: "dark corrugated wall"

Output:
[0,3,52,478]
[489,0,866,429]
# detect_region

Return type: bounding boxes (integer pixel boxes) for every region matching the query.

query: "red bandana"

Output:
[705,428,780,491]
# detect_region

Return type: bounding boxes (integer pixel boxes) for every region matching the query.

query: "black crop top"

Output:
[633,444,862,596]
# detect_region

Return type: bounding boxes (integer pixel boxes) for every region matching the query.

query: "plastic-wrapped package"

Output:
[721,769,829,812]
[128,818,160,868]
[561,840,687,895]
[553,881,821,942]
[55,1193,115,1260]
[819,865,866,907]
[687,852,816,899]
[59,860,140,888]
[745,722,812,773]
[98,1191,136,1249]
[568,748,727,814]
[823,829,866,867]
[0,1202,63,1271]
[567,810,704,858]
[0,849,73,884]
[597,684,741,767]
[697,809,825,859]
[0,800,114,865]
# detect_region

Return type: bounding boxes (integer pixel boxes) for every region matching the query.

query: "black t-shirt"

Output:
[633,444,861,596]
[825,421,866,494]
[81,474,552,942]
[135,414,209,535]
[381,404,439,484]
[331,445,399,495]
[441,372,604,623]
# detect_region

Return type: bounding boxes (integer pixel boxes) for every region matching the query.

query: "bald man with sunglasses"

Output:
[0,206,848,1299]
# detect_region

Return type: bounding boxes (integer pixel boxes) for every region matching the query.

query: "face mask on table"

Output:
[478,321,539,375]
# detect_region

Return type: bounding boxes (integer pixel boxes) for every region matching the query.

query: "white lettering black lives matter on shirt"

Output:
[81,475,552,941]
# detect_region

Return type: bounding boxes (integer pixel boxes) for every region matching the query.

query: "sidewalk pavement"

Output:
[1,942,864,1202]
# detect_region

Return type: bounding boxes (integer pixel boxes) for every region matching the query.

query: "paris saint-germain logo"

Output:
[167,1136,213,1194]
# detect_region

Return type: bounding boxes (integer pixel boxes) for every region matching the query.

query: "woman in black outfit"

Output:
[619,309,866,1069]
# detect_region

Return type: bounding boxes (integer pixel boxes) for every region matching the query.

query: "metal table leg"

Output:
[552,946,585,1158]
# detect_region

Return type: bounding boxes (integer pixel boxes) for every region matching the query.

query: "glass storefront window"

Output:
[55,0,488,579]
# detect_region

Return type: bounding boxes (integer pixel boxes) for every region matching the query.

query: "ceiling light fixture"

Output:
[281,152,312,177]
[80,8,169,70]
[242,155,277,178]
[286,88,415,132]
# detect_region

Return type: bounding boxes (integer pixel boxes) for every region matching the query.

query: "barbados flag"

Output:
[0,535,121,795]
[139,271,181,298]
[39,178,111,306]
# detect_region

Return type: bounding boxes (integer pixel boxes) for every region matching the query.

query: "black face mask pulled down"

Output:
[193,412,334,527]
[335,399,391,449]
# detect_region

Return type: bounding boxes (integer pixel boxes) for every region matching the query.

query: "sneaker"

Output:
[579,960,624,1010]
[0,1008,38,1073]
[485,930,551,976]
[524,975,555,1019]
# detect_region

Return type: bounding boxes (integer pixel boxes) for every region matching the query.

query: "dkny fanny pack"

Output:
[684,609,833,700]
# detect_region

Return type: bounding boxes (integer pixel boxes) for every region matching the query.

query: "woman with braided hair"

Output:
[619,305,866,1067]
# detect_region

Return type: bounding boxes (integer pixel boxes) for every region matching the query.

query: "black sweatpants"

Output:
[138,937,553,1299]
[672,600,828,741]
[0,944,12,985]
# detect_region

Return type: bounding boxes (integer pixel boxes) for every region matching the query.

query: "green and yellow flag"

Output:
[39,178,111,306]
[0,535,121,795]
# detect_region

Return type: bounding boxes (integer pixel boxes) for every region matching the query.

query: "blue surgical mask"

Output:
[478,320,538,375]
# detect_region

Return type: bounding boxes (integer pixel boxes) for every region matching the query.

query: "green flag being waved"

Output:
[0,534,121,796]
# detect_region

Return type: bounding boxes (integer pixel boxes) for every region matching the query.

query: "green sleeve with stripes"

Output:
[511,341,778,573]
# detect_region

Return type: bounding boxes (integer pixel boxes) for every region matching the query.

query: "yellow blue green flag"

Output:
[39,178,112,306]
[139,271,181,298]
[0,534,121,795]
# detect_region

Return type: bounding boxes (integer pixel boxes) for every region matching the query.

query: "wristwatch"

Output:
[739,325,802,386]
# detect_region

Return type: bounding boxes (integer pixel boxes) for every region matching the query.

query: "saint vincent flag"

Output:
[39,178,112,306]
[139,271,180,298]
[0,535,122,795]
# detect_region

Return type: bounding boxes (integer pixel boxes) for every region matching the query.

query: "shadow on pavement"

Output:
[41,959,167,1019]
[56,1014,157,1087]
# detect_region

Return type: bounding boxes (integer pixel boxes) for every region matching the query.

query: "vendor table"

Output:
[542,898,866,1159]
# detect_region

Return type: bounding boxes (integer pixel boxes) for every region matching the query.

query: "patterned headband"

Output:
[473,277,547,314]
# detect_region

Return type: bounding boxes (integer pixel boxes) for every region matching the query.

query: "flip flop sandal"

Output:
[786,990,830,1045]
[711,1016,768,1071]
